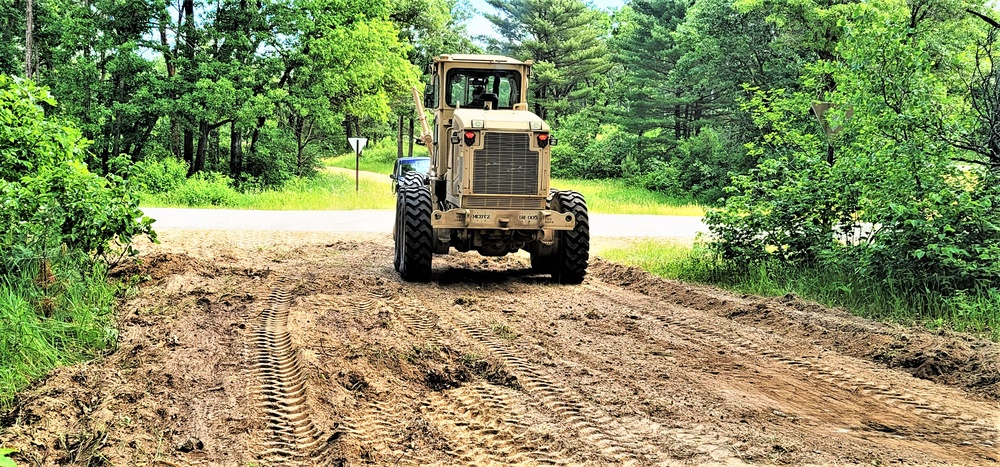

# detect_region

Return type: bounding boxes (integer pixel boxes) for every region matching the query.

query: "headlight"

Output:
[529,121,542,130]
[472,119,485,128]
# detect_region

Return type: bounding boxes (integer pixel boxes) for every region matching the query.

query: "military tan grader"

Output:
[393,54,589,283]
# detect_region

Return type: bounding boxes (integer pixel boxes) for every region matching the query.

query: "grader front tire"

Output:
[398,184,434,282]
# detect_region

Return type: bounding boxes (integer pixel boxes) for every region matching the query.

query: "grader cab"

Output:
[394,54,589,283]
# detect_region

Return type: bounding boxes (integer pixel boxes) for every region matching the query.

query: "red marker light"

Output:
[465,131,476,139]
[537,133,550,148]
[464,131,477,145]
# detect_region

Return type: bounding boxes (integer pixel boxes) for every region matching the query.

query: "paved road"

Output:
[142,208,709,238]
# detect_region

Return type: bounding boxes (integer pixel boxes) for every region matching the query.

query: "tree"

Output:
[484,0,612,120]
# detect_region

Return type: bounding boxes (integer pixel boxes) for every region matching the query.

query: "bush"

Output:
[0,75,155,265]
[164,172,239,206]
[131,157,188,194]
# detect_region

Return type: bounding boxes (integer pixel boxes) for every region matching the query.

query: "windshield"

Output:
[400,159,430,174]
[445,69,521,109]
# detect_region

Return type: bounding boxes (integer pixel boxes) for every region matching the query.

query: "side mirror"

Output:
[389,174,397,180]
[424,85,435,108]
[414,137,426,146]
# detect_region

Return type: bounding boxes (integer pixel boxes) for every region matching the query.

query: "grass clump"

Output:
[0,253,119,411]
[600,240,1000,341]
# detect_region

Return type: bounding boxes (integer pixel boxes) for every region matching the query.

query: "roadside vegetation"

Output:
[0,77,153,410]
[137,167,396,210]
[601,241,1000,341]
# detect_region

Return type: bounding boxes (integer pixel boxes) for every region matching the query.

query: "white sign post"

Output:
[348,137,368,192]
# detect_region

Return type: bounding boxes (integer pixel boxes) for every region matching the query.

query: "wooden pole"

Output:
[397,115,404,159]
[408,118,415,157]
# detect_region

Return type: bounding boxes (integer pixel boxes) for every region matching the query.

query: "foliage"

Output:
[157,172,239,207]
[0,0,426,188]
[130,157,189,194]
[326,137,431,175]
[140,172,397,211]
[0,447,14,467]
[0,76,155,265]
[706,0,1000,296]
[484,0,612,121]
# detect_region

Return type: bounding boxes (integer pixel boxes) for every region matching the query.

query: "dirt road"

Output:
[2,230,999,466]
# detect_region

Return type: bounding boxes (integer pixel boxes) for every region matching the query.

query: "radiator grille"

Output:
[472,132,539,195]
[464,196,545,209]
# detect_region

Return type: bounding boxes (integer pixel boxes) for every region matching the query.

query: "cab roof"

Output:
[434,54,532,65]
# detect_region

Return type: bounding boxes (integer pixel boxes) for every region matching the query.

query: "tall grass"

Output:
[0,253,118,410]
[141,172,396,210]
[600,240,1000,341]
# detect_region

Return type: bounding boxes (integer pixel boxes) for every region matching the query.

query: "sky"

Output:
[465,0,626,41]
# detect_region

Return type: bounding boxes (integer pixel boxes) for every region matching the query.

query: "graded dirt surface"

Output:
[2,230,999,466]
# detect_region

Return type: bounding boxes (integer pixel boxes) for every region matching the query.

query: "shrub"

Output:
[0,75,155,267]
[164,172,239,206]
[131,157,188,194]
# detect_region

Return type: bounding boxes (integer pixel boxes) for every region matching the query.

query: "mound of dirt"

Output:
[590,258,1000,401]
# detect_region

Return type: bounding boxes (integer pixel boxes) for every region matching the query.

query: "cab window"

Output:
[445,69,521,109]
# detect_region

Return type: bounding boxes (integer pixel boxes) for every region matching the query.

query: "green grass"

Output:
[326,153,397,175]
[326,137,430,175]
[140,172,396,210]
[324,157,705,215]
[147,138,706,215]
[600,240,1000,341]
[0,254,119,411]
[552,178,704,216]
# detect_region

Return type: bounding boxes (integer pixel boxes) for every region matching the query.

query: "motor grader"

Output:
[394,54,589,283]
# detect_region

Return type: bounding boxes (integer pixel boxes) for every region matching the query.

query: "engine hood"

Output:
[452,109,550,132]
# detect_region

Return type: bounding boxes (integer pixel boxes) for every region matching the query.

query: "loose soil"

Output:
[2,230,998,466]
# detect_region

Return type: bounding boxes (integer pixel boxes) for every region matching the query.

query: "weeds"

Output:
[490,322,516,340]
[0,253,118,411]
[0,448,16,467]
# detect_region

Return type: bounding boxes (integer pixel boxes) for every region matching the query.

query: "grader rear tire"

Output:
[398,184,434,282]
[551,190,589,284]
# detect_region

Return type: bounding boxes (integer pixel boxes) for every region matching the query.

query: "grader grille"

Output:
[472,132,539,195]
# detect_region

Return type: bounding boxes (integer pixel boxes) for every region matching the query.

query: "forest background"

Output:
[3,0,1000,411]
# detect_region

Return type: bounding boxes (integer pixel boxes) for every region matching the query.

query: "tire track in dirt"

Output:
[582,280,1000,452]
[421,384,569,466]
[252,277,327,466]
[448,316,680,464]
[339,399,432,465]
[338,286,576,466]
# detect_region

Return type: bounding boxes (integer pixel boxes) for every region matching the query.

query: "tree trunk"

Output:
[408,118,415,158]
[230,122,243,180]
[25,0,34,79]
[183,128,195,168]
[192,120,209,175]
[397,115,404,159]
